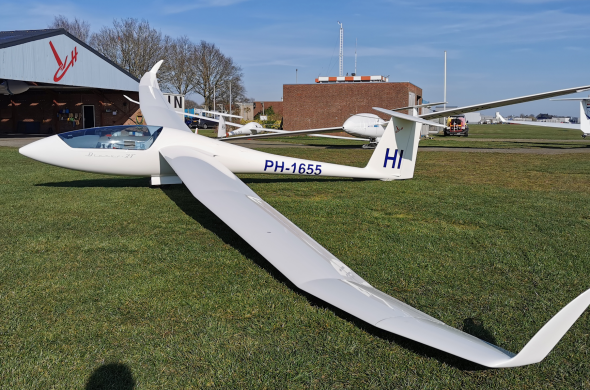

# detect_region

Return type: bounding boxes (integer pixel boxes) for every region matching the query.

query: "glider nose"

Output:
[19,135,68,164]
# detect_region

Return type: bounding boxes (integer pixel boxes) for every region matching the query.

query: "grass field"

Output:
[1,142,590,388]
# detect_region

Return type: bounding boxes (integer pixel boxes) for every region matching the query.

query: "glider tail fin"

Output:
[580,99,590,135]
[366,108,444,180]
[217,115,227,138]
[496,112,507,123]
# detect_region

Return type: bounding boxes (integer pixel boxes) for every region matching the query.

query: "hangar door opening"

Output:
[83,105,95,128]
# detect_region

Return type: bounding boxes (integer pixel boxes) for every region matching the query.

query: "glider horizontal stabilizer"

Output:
[373,107,446,127]
[390,101,447,112]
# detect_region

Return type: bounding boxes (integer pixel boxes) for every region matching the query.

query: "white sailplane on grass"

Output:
[19,61,590,368]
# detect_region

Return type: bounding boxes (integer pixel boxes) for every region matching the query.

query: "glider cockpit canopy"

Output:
[58,125,163,150]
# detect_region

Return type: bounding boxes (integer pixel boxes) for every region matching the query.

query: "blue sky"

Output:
[4,0,590,116]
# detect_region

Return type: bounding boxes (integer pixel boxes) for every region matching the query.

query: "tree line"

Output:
[49,16,248,111]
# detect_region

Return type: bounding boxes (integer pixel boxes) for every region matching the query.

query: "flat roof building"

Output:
[283,81,423,130]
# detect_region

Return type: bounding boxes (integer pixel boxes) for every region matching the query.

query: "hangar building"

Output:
[0,29,142,135]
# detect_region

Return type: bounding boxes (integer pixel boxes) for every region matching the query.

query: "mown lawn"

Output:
[1,145,590,389]
[214,124,590,149]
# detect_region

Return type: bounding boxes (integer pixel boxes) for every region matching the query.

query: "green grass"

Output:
[212,124,590,149]
[467,124,584,139]
[1,145,590,388]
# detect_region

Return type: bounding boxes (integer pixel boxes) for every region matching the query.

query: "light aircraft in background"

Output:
[20,61,590,368]
[225,87,590,147]
[496,98,590,138]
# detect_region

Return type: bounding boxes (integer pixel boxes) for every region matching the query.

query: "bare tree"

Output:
[89,18,169,79]
[184,99,200,109]
[193,41,246,111]
[49,15,90,42]
[158,36,199,95]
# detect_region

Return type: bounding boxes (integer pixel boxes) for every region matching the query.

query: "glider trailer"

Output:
[19,61,590,368]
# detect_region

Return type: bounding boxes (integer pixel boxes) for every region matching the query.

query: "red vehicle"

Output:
[444,115,469,136]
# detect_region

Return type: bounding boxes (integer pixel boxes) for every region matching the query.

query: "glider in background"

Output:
[19,61,590,368]
[496,98,590,138]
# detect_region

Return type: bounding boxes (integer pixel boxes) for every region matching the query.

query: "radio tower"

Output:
[338,22,343,77]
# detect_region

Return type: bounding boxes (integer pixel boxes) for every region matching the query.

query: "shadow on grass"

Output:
[462,318,497,345]
[37,176,355,187]
[162,185,495,372]
[36,177,151,188]
[86,363,135,390]
[239,177,356,184]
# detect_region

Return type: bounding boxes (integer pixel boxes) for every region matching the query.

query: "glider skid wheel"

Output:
[362,138,378,149]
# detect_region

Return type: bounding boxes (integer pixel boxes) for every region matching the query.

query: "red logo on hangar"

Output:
[49,41,78,82]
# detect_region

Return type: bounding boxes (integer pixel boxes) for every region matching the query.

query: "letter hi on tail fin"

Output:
[367,108,445,181]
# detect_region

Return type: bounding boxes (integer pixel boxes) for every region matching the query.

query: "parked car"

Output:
[194,117,218,129]
[184,109,219,129]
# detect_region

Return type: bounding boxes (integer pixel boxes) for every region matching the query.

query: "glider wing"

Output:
[219,127,344,141]
[421,85,590,120]
[160,144,590,368]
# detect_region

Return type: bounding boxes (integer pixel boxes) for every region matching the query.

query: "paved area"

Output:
[418,146,590,154]
[3,136,590,155]
[0,137,46,148]
[430,138,589,143]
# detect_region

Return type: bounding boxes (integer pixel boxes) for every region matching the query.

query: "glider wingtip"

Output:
[150,60,164,74]
[494,287,590,368]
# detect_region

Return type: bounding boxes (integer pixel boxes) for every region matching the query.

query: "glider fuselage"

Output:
[19,126,400,181]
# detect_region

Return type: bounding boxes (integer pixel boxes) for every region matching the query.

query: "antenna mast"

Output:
[354,38,357,75]
[338,22,343,77]
[444,51,447,111]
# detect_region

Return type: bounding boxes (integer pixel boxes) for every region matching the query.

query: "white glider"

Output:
[496,98,590,138]
[19,61,590,368]
[217,103,446,142]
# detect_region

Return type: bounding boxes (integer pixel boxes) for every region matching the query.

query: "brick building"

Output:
[253,101,283,118]
[283,82,422,130]
[0,29,141,135]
